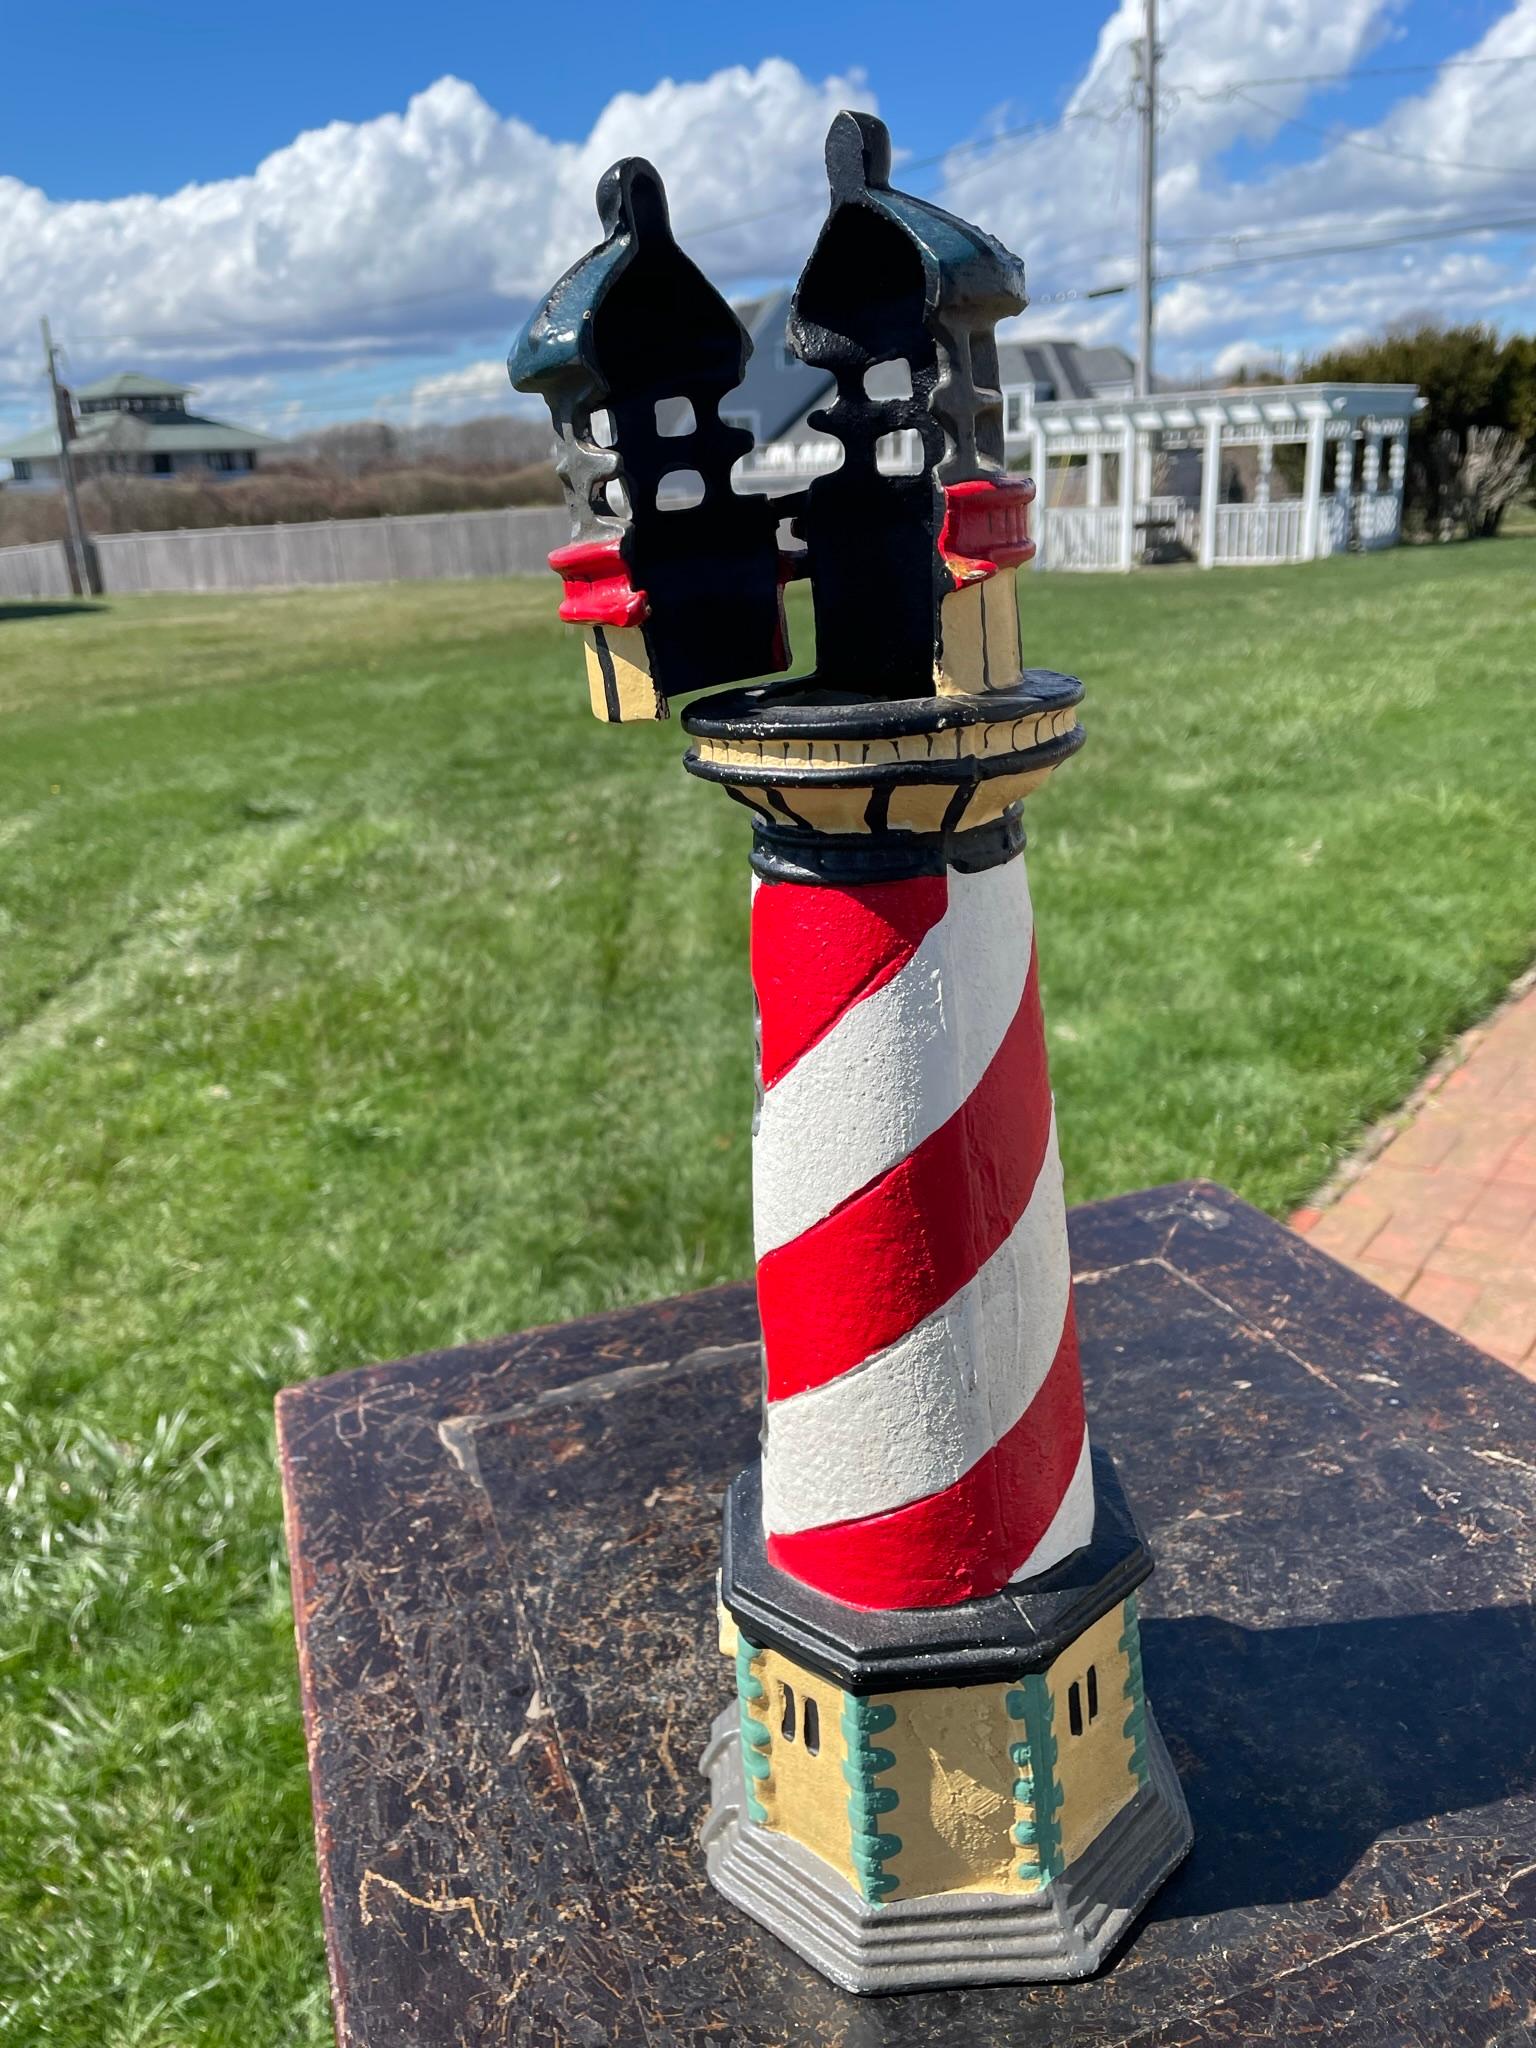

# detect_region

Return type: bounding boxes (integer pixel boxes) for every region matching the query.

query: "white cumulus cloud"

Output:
[2,8,1534,438]
[0,61,860,428]
[944,0,1536,377]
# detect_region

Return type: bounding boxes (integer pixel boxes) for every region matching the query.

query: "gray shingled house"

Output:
[0,372,282,487]
[726,293,1135,493]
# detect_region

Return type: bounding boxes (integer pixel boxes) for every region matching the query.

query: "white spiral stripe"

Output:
[1007,1425,1095,1583]
[752,858,1035,1261]
[760,1115,1070,1535]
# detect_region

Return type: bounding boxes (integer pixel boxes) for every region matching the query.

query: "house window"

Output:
[780,1682,796,1742]
[152,453,173,475]
[1005,391,1027,434]
[12,460,30,481]
[1087,1665,1099,1722]
[803,1696,820,1756]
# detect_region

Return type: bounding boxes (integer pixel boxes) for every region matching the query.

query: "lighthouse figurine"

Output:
[511,111,1191,1994]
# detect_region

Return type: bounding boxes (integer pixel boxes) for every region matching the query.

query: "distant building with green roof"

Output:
[0,372,283,487]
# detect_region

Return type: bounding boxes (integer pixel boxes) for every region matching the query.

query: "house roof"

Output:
[74,371,191,401]
[0,410,283,461]
[1073,344,1136,389]
[730,323,1141,455]
[1031,382,1422,444]
[726,290,835,442]
[731,294,773,336]
[995,339,1135,401]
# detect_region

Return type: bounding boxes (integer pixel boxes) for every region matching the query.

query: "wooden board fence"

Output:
[0,507,569,601]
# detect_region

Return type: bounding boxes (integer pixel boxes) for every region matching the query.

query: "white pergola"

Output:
[1027,382,1422,572]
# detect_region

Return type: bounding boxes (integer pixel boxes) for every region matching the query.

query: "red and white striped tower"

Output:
[751,854,1091,1609]
[513,109,1191,1991]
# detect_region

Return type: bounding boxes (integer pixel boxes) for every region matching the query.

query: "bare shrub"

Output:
[0,457,561,546]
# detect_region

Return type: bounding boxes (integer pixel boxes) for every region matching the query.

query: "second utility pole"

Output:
[41,317,96,597]
[1135,0,1159,399]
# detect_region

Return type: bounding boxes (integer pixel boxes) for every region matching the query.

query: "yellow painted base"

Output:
[751,1646,859,1886]
[933,574,1025,697]
[727,1597,1145,1907]
[580,624,666,723]
[880,1680,1017,1896]
[1050,1605,1138,1866]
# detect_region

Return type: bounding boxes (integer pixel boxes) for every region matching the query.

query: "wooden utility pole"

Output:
[41,317,96,596]
[1134,0,1159,399]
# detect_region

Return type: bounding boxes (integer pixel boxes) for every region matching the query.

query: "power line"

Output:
[16,338,528,429]
[51,353,438,411]
[47,202,1536,427]
[1118,209,1536,291]
[679,100,1129,241]
[50,51,1536,345]
[32,47,1536,433]
[1170,51,1536,96]
[1156,200,1536,250]
[67,199,1536,411]
[59,106,1129,359]
[65,293,511,349]
[1232,87,1536,177]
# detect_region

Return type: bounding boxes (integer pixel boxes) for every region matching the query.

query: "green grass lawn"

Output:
[3,542,1534,2044]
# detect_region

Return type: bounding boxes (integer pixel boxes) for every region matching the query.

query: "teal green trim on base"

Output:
[735,1633,772,1825]
[1119,1593,1151,1791]
[1006,1678,1062,1887]
[841,1697,902,1904]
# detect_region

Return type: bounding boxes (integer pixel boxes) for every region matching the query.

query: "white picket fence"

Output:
[0,539,76,599]
[1035,496,1185,572]
[1034,486,1411,573]
[1212,500,1308,564]
[0,488,1406,602]
[1159,494,1401,567]
[0,505,569,600]
[1349,493,1403,549]
[1034,505,1122,571]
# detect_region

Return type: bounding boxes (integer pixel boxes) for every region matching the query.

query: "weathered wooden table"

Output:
[278,1181,1536,2046]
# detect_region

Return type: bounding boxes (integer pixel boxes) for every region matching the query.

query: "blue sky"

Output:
[4,2,1114,197]
[2,0,1533,441]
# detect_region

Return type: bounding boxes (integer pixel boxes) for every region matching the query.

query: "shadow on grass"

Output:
[0,601,109,622]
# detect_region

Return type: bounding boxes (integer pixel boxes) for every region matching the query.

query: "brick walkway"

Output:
[1292,975,1536,1377]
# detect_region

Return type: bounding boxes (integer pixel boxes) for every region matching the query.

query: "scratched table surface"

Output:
[277,1181,1536,2048]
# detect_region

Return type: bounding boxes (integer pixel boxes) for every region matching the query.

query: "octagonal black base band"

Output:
[720,1447,1152,1695]
[745,806,1027,884]
[681,668,1083,742]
